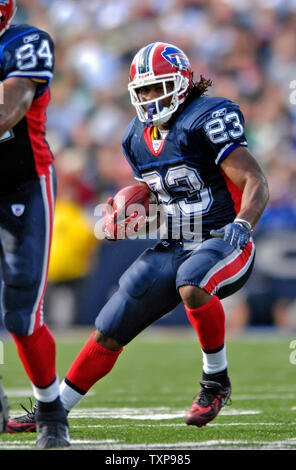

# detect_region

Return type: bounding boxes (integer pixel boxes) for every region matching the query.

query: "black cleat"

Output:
[35,399,70,449]
[36,420,70,449]
[0,377,10,434]
[185,379,231,428]
[5,399,37,433]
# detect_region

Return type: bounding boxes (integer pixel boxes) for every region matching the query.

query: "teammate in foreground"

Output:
[7,42,269,431]
[0,378,9,434]
[0,1,70,448]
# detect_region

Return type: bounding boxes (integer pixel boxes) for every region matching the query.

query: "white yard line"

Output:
[1,439,295,451]
[8,406,261,420]
[71,422,291,429]
[2,404,295,451]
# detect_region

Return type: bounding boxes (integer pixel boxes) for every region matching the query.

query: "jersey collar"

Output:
[143,125,167,157]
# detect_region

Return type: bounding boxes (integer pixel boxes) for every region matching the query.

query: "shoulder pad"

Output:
[0,24,54,89]
[121,117,140,147]
[180,96,239,130]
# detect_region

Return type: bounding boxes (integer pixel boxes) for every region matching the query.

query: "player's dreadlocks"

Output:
[189,75,213,99]
[165,74,213,126]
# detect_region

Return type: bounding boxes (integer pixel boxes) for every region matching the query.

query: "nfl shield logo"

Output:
[11,204,25,216]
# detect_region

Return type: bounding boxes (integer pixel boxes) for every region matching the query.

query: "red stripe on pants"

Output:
[202,241,254,295]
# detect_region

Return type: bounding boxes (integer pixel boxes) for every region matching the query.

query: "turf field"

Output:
[0,327,296,451]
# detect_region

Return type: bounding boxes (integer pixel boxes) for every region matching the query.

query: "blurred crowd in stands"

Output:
[15,0,296,330]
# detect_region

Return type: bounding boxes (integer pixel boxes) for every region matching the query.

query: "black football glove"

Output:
[210,220,252,250]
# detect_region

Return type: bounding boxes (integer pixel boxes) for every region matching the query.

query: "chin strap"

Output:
[145,103,157,127]
[145,102,167,127]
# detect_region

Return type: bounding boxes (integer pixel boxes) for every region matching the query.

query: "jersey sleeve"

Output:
[121,120,144,181]
[197,101,248,165]
[1,28,54,95]
[122,143,144,181]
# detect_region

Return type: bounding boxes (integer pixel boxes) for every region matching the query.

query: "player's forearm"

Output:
[0,78,36,135]
[235,174,269,228]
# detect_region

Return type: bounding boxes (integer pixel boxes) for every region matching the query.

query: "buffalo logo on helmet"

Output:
[161,46,190,71]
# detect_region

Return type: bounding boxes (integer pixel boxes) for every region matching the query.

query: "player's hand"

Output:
[210,221,251,250]
[103,196,117,241]
[103,196,146,241]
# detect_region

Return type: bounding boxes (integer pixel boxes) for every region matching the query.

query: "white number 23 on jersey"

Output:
[204,111,244,144]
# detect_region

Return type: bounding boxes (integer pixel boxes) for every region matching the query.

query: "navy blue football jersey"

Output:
[122,96,248,243]
[0,24,55,194]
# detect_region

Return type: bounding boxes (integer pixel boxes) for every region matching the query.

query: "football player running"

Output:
[7,42,269,432]
[0,1,70,447]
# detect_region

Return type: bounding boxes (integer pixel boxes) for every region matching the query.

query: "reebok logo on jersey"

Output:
[23,33,40,44]
[11,204,25,216]
[212,108,226,118]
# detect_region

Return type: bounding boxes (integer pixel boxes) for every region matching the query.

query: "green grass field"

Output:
[0,327,296,450]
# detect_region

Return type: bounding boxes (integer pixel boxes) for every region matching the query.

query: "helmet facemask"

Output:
[129,72,190,127]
